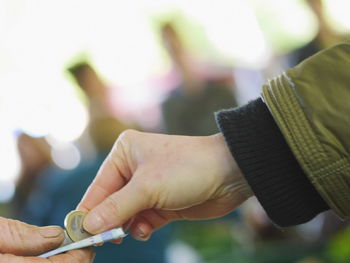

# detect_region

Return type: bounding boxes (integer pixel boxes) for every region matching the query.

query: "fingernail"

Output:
[115,238,123,244]
[39,226,63,238]
[111,238,123,244]
[136,225,147,240]
[84,212,103,234]
[93,242,104,247]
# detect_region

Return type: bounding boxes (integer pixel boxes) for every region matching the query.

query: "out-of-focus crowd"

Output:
[2,0,350,262]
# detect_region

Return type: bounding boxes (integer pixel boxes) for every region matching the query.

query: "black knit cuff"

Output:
[215,98,329,227]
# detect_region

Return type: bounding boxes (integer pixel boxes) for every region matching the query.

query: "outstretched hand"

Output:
[0,217,94,262]
[78,130,252,241]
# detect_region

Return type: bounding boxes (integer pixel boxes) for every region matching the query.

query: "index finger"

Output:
[77,153,128,212]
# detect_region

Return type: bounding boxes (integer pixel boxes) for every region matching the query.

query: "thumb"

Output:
[83,179,150,234]
[0,217,64,256]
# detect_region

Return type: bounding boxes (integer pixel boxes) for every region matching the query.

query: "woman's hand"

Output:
[78,130,252,241]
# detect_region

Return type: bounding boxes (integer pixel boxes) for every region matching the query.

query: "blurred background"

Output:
[1,0,350,262]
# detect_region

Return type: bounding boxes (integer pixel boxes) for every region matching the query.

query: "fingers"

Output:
[77,153,128,212]
[129,210,179,241]
[49,248,95,263]
[110,218,133,244]
[83,177,150,234]
[0,248,95,263]
[79,130,153,234]
[0,217,64,256]
[128,197,241,241]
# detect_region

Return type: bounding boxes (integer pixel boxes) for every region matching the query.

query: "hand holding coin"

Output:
[38,210,126,258]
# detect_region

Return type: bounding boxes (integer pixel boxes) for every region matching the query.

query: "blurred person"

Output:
[21,62,171,263]
[12,133,52,219]
[160,22,237,136]
[77,40,350,250]
[158,22,241,262]
[288,0,348,67]
[0,217,94,262]
[66,62,130,151]
[161,22,290,253]
[158,21,311,261]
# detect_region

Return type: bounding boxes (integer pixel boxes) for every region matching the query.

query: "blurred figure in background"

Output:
[12,133,52,219]
[160,22,237,136]
[19,62,171,263]
[159,22,239,263]
[67,62,129,152]
[288,0,348,67]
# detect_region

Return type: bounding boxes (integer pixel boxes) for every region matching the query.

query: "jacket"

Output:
[263,40,350,219]
[216,40,350,226]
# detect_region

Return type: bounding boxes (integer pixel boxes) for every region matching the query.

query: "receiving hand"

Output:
[0,217,95,262]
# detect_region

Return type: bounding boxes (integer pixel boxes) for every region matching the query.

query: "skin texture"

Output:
[0,217,95,262]
[78,130,252,241]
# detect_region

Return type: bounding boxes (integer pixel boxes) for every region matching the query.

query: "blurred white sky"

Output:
[0,0,349,201]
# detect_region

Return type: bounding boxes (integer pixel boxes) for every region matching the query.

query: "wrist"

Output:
[210,133,253,201]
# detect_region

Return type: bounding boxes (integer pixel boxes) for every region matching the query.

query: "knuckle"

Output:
[6,219,26,252]
[117,129,137,143]
[7,219,53,255]
[111,129,137,160]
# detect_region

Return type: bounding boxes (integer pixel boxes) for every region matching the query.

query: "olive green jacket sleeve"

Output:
[262,40,350,219]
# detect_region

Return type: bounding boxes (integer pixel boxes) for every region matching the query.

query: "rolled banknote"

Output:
[39,227,127,258]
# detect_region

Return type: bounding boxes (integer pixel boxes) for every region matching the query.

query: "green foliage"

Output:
[327,227,350,263]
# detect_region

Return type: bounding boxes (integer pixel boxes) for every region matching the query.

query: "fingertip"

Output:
[111,238,123,244]
[83,211,105,234]
[132,223,152,241]
[39,225,64,239]
[93,242,104,247]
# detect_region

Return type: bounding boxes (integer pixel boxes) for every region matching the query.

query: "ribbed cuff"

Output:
[215,98,329,227]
